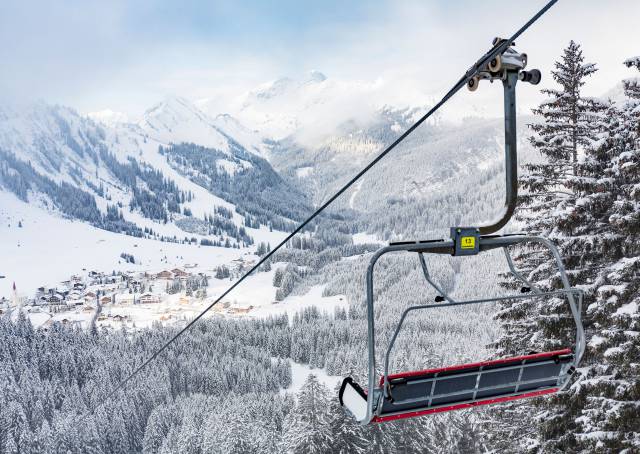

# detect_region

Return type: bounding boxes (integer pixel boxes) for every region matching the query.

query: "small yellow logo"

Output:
[460,236,475,249]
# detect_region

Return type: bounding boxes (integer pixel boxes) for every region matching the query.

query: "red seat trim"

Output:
[380,349,572,385]
[372,388,559,423]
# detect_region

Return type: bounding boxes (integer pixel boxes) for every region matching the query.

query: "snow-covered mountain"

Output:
[197,71,425,145]
[0,72,537,299]
[210,113,271,157]
[0,99,305,296]
[0,102,106,184]
[87,109,130,126]
[139,96,234,154]
[88,96,271,159]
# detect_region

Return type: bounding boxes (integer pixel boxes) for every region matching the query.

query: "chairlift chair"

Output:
[339,41,585,425]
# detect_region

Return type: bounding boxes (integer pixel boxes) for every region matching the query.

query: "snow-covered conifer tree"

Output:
[497,40,604,356]
[493,41,607,450]
[280,374,333,453]
[566,56,640,452]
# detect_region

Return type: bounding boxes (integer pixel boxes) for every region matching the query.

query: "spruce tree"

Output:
[493,41,606,451]
[567,57,640,452]
[497,40,604,356]
[518,40,603,238]
[142,408,168,454]
[280,374,333,453]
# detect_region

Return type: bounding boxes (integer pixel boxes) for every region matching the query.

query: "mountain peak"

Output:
[144,95,200,119]
[306,70,327,83]
[87,109,129,126]
[139,95,231,152]
[252,77,295,101]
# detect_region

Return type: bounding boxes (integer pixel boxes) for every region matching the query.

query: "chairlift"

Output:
[339,40,585,425]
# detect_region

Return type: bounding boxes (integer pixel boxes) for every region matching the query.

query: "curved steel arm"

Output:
[479,70,519,235]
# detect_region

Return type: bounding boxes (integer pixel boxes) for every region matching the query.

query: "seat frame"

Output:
[340,235,585,425]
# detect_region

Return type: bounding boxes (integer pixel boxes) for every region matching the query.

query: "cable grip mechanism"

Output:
[462,39,542,235]
[467,38,540,91]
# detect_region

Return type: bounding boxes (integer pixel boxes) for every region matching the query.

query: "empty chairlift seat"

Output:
[373,349,574,422]
[339,235,585,425]
[341,40,583,425]
[340,348,576,424]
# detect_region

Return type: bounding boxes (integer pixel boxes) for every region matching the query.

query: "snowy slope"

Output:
[210,113,270,156]
[0,97,295,227]
[0,102,108,185]
[87,109,130,126]
[0,100,296,299]
[0,190,286,298]
[139,96,232,153]
[101,119,242,222]
[135,95,271,159]
[0,101,244,237]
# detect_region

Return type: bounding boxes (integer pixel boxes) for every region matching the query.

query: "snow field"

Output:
[0,191,286,299]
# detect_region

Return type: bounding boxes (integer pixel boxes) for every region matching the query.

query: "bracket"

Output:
[450,227,480,256]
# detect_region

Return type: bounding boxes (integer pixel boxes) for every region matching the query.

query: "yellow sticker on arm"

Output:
[460,236,475,249]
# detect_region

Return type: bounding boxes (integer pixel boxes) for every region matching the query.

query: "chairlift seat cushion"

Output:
[374,349,573,423]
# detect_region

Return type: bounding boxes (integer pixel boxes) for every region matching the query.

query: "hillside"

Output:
[0,98,303,298]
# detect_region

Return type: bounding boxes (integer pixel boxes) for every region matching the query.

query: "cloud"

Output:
[1,0,639,122]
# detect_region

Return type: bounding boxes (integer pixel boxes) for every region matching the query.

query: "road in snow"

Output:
[348,179,364,209]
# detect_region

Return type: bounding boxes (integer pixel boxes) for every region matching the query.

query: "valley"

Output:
[0,70,528,451]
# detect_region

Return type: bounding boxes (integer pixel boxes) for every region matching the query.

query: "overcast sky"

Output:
[1,0,638,118]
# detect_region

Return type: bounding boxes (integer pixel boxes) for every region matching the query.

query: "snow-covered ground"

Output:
[98,296,207,330]
[352,231,383,245]
[139,96,231,153]
[250,284,347,320]
[90,270,348,330]
[0,191,286,299]
[24,311,52,328]
[296,166,314,178]
[208,265,280,307]
[96,273,347,329]
[1,182,348,330]
[283,360,342,396]
[10,306,95,330]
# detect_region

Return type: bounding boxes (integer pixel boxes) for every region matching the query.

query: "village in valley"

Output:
[0,254,270,330]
